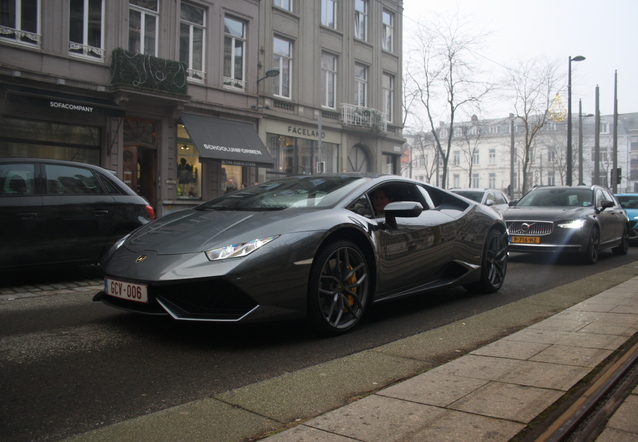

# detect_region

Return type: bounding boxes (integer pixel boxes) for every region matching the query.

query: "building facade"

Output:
[403,113,638,196]
[0,0,405,217]
[257,0,405,180]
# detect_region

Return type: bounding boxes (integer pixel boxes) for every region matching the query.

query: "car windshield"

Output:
[196,175,369,211]
[516,188,594,207]
[453,190,483,203]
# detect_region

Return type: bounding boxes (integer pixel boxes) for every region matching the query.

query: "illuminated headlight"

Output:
[205,235,280,261]
[557,219,586,229]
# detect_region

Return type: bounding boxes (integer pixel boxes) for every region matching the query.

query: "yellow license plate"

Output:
[510,236,541,244]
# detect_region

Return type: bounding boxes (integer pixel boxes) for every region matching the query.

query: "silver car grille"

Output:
[507,221,554,235]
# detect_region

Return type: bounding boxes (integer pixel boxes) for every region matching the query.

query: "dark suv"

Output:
[0,158,155,269]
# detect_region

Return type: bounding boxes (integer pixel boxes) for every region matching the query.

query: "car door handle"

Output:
[92,209,109,216]
[17,212,38,220]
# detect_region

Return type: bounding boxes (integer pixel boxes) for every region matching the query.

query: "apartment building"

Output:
[403,113,638,196]
[0,0,404,217]
[257,0,405,179]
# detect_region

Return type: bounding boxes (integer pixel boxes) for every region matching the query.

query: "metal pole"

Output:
[510,114,515,199]
[578,99,583,185]
[594,86,600,185]
[567,57,573,186]
[612,70,618,192]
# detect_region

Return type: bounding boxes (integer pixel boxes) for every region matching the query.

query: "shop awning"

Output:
[1,84,127,117]
[180,113,274,168]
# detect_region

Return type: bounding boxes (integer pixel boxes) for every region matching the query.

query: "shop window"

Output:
[221,164,244,193]
[176,124,202,200]
[266,134,339,178]
[0,117,100,164]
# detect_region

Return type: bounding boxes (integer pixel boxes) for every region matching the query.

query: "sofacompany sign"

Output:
[50,101,94,113]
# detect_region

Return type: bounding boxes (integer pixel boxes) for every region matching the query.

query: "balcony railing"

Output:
[340,103,387,133]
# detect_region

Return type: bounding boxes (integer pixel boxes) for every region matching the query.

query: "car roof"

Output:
[0,157,114,173]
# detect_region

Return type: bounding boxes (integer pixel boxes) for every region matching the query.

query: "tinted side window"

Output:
[45,165,104,195]
[0,164,36,196]
[97,172,124,195]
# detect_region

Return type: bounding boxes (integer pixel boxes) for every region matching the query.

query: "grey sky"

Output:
[402,0,637,118]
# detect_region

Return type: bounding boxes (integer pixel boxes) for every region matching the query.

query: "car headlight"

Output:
[557,219,586,229]
[113,233,131,250]
[205,235,280,261]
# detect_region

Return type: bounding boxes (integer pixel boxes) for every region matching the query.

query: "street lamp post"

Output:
[567,55,585,186]
[253,69,280,109]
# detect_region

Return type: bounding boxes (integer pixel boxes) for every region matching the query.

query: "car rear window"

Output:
[0,164,35,196]
[45,164,104,195]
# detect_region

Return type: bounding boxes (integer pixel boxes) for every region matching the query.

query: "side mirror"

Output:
[384,201,423,228]
[508,199,518,206]
[485,199,495,207]
[600,200,614,211]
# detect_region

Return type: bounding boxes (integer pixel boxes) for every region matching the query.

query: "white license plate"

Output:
[104,278,148,303]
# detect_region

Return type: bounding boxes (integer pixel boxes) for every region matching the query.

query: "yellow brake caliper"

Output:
[344,265,356,310]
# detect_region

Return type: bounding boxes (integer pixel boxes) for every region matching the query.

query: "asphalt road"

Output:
[2,248,638,442]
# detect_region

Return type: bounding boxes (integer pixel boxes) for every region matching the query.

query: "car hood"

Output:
[123,208,319,255]
[503,206,592,222]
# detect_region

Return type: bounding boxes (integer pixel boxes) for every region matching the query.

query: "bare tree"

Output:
[454,116,484,187]
[404,130,438,183]
[404,12,491,188]
[504,57,562,194]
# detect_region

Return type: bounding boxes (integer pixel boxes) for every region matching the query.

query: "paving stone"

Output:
[529,344,612,367]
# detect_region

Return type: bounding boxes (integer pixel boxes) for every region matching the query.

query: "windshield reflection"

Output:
[197,175,369,211]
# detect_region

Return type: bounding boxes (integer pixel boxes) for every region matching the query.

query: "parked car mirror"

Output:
[485,199,495,207]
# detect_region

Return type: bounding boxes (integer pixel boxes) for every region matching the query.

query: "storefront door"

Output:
[123,118,158,210]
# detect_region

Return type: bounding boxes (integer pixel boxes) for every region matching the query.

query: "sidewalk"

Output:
[68,263,638,442]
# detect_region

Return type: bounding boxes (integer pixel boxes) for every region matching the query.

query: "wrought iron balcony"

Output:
[340,104,388,133]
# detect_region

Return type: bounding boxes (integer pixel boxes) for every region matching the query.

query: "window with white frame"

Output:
[418,155,425,168]
[321,52,337,108]
[273,36,292,98]
[180,3,205,82]
[489,149,496,164]
[548,150,556,162]
[223,16,246,89]
[453,150,460,166]
[354,0,367,41]
[472,173,479,188]
[69,0,103,59]
[321,0,337,29]
[599,122,610,134]
[274,0,292,12]
[382,73,394,122]
[453,174,460,188]
[472,150,480,165]
[1,0,40,46]
[489,173,496,188]
[382,9,393,52]
[354,63,367,107]
[547,172,555,186]
[129,0,158,56]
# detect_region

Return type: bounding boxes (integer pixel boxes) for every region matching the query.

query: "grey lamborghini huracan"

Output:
[94,174,508,334]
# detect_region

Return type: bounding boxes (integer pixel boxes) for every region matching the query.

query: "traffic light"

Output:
[611,168,622,185]
[617,168,622,184]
